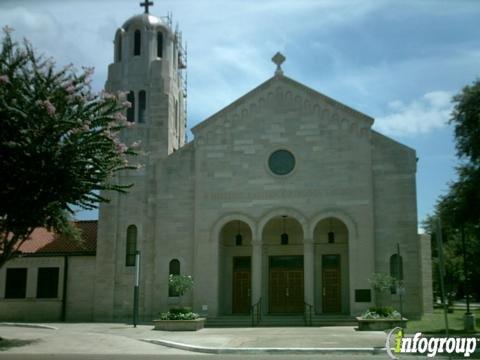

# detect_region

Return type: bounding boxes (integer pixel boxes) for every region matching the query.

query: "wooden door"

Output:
[232,257,251,314]
[286,269,304,313]
[269,268,288,313]
[268,256,304,314]
[322,254,341,313]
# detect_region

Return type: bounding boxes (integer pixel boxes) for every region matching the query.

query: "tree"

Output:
[168,274,194,297]
[445,78,480,227]
[0,27,138,268]
[424,78,480,301]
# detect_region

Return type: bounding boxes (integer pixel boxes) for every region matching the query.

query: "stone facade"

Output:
[92,9,431,322]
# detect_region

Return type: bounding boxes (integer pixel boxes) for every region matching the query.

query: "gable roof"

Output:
[19,220,97,256]
[191,74,374,136]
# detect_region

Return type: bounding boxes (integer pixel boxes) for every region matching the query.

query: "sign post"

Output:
[435,217,449,336]
[396,243,404,322]
[133,250,141,328]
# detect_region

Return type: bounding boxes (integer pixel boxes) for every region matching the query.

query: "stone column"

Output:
[251,241,262,307]
[304,238,315,307]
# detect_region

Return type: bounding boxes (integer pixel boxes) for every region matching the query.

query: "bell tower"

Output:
[105,1,187,157]
[94,2,187,321]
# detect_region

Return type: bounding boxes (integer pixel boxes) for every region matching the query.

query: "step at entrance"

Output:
[205,315,356,327]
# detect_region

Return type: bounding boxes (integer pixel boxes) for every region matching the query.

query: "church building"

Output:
[93,3,432,322]
[0,3,432,323]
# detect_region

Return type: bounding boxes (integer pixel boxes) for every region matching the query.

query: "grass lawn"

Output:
[406,308,480,334]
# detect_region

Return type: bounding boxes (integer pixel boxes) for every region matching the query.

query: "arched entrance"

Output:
[262,215,304,314]
[313,217,350,314]
[219,220,253,314]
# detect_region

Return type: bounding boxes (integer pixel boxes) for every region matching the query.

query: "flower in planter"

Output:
[160,307,200,320]
[362,306,401,319]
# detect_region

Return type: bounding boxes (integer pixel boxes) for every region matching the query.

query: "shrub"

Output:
[362,306,401,319]
[169,274,193,297]
[169,307,192,315]
[160,310,199,321]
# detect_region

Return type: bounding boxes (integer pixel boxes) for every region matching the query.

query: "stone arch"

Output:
[310,210,355,315]
[308,209,357,240]
[215,215,255,315]
[211,212,256,244]
[257,207,308,240]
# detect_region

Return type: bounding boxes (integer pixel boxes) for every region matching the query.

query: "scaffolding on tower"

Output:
[175,24,188,138]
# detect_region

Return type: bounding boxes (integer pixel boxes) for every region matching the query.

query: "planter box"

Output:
[153,318,205,331]
[356,317,407,331]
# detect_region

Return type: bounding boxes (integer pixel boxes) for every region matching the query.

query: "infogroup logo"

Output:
[385,327,478,359]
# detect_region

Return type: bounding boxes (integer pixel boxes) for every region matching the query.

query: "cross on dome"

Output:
[272,52,286,76]
[140,0,154,14]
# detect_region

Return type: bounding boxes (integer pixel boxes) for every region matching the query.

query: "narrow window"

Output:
[389,254,403,294]
[37,267,59,298]
[5,268,27,299]
[157,32,163,58]
[116,32,122,62]
[138,90,146,123]
[127,91,135,122]
[126,225,137,267]
[134,30,141,56]
[168,259,180,297]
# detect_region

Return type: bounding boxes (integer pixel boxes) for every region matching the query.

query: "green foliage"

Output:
[424,77,480,301]
[445,78,480,227]
[160,308,199,320]
[0,27,138,267]
[369,272,396,294]
[362,306,401,319]
[451,78,480,164]
[168,274,194,297]
[168,307,192,315]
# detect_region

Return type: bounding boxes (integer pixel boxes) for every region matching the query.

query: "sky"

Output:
[1,0,479,229]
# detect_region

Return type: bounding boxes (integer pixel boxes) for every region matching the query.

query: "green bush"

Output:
[169,275,194,297]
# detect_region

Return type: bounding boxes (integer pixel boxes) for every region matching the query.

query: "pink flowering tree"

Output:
[0,28,138,268]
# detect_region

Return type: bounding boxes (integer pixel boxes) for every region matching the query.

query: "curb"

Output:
[0,322,58,330]
[142,338,386,355]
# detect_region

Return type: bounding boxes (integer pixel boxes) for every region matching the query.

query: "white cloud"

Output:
[374,91,453,136]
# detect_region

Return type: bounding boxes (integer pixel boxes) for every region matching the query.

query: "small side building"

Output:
[0,221,97,322]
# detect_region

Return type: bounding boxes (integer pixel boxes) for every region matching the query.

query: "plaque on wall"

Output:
[355,289,371,302]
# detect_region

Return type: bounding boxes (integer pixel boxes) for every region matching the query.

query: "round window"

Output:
[268,149,295,175]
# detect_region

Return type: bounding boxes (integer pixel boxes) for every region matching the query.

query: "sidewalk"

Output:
[0,322,387,355]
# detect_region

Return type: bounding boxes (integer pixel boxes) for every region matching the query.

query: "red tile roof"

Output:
[19,220,97,256]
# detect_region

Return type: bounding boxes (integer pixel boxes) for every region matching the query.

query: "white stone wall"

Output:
[191,75,377,316]
[66,256,96,321]
[371,131,421,318]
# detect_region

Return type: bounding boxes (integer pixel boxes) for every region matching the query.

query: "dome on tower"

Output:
[122,13,169,31]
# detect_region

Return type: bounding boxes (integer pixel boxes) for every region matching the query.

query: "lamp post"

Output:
[435,217,449,336]
[396,243,404,321]
[133,250,141,328]
[461,224,476,331]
